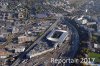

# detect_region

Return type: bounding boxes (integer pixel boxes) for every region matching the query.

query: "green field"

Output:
[88,52,100,63]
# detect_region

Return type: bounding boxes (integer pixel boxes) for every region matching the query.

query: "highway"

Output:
[11,18,60,66]
[63,18,80,58]
[63,18,80,66]
[53,17,80,66]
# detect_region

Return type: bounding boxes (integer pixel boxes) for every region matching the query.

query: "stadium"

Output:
[47,30,68,43]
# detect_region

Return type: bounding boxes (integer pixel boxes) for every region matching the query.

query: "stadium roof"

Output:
[47,30,68,43]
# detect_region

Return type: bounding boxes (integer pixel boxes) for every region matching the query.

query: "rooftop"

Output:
[0,50,11,56]
[47,30,68,43]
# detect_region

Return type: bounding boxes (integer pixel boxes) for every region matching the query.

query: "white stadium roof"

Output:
[47,30,68,43]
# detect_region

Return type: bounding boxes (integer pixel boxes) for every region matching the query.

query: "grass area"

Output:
[88,52,100,63]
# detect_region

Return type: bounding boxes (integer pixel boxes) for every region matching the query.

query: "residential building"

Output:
[93,43,100,49]
[6,45,25,53]
[36,14,47,19]
[12,27,19,34]
[18,36,31,43]
[0,50,11,58]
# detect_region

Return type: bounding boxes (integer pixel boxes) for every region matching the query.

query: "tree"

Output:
[92,35,97,42]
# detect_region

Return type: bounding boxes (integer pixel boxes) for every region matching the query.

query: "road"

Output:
[53,17,80,66]
[11,18,60,66]
[63,18,80,66]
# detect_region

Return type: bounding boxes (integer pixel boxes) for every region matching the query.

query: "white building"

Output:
[82,19,88,24]
[94,43,100,49]
[14,46,25,53]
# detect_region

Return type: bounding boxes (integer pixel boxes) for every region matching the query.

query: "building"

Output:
[0,59,7,65]
[5,45,25,53]
[18,12,24,19]
[0,33,8,38]
[93,43,100,53]
[0,37,6,43]
[27,48,54,58]
[0,50,11,58]
[83,62,100,66]
[36,14,47,19]
[12,27,19,34]
[82,19,88,24]
[26,49,37,58]
[0,34,6,43]
[47,30,68,43]
[55,14,63,17]
[87,22,96,25]
[14,46,25,53]
[93,43,100,49]
[0,11,14,21]
[0,34,4,38]
[0,2,8,11]
[18,36,31,43]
